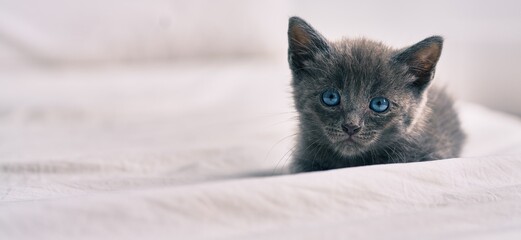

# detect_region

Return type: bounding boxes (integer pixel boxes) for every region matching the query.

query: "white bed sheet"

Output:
[1,60,521,239]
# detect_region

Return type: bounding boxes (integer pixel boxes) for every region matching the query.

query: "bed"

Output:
[1,60,521,239]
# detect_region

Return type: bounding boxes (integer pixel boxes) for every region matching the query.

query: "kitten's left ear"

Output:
[288,17,330,74]
[394,36,443,90]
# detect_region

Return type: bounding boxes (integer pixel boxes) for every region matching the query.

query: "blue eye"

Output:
[321,89,340,106]
[370,97,390,113]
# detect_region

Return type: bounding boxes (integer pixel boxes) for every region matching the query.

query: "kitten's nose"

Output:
[341,123,361,135]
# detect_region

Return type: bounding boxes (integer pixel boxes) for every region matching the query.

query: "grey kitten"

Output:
[287,17,465,173]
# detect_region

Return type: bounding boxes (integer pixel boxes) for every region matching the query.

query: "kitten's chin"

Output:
[330,137,368,156]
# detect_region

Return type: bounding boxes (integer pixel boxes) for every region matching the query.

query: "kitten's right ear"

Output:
[393,36,443,92]
[288,17,330,73]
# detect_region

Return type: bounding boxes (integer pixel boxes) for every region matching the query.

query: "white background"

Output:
[1,0,521,116]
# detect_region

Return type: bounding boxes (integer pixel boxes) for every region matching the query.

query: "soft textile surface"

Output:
[1,61,521,239]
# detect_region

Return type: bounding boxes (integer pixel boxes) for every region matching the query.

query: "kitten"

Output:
[287,17,465,173]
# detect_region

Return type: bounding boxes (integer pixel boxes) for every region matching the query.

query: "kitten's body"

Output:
[287,17,465,173]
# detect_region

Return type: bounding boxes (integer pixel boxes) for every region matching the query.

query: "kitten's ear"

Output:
[288,17,330,73]
[394,36,443,90]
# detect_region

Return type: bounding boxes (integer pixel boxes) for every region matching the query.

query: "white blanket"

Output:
[1,61,521,239]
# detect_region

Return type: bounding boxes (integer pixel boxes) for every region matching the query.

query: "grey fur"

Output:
[287,17,465,173]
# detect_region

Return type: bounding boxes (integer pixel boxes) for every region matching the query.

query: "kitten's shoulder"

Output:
[422,85,466,158]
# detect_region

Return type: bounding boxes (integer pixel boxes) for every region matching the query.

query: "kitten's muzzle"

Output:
[341,123,361,136]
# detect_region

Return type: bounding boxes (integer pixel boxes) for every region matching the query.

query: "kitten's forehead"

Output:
[330,39,396,97]
[334,38,394,76]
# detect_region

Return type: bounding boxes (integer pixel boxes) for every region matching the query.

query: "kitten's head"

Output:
[288,17,443,156]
